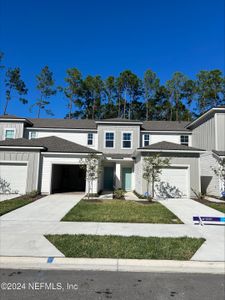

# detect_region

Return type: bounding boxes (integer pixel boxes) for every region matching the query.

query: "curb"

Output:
[0,256,224,274]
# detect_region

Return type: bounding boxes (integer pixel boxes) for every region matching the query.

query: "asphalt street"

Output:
[0,269,224,300]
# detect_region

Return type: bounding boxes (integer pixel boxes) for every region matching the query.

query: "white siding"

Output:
[200,151,220,197]
[192,116,215,150]
[25,129,98,150]
[0,122,24,140]
[141,133,192,147]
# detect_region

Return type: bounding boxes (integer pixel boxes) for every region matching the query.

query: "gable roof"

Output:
[0,136,101,153]
[212,150,225,157]
[142,121,190,131]
[186,106,225,129]
[0,114,33,125]
[138,141,204,152]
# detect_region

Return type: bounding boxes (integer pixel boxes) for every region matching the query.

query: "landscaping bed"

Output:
[193,199,225,213]
[46,234,205,260]
[62,199,182,223]
[0,193,42,216]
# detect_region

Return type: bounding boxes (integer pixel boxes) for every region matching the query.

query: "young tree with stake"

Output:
[80,154,102,199]
[143,154,170,200]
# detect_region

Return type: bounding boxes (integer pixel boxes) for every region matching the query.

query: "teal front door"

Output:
[122,167,132,191]
[103,167,114,190]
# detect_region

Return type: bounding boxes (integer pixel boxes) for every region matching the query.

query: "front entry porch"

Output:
[101,158,134,192]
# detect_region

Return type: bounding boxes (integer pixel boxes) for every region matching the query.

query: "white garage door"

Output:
[154,167,189,199]
[0,163,28,195]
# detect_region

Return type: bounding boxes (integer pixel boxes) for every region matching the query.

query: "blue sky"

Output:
[0,0,224,118]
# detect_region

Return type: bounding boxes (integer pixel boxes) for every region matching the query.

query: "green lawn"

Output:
[194,199,225,213]
[0,195,40,216]
[207,202,225,213]
[46,234,204,260]
[62,199,182,224]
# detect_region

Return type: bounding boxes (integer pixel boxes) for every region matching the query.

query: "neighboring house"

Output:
[0,106,224,198]
[186,106,225,197]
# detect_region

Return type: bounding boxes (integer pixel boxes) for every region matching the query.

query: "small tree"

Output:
[143,154,170,199]
[211,157,225,198]
[80,153,102,199]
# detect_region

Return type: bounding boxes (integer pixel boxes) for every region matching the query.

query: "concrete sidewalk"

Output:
[0,196,224,261]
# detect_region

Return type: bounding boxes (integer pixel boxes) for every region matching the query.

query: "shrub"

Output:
[113,188,125,199]
[26,190,39,198]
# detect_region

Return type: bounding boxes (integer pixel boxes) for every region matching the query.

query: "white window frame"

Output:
[29,131,37,139]
[143,133,150,147]
[87,133,94,146]
[180,135,189,146]
[121,131,132,149]
[4,128,16,140]
[104,131,115,149]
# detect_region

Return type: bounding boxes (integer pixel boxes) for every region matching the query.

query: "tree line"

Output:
[0,51,224,121]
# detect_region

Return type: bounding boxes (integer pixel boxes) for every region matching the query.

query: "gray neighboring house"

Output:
[186,106,225,197]
[0,106,224,198]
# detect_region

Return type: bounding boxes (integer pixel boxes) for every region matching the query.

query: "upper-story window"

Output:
[180,135,189,146]
[29,131,37,139]
[87,133,93,145]
[122,132,132,149]
[105,132,114,148]
[4,129,15,140]
[143,134,150,147]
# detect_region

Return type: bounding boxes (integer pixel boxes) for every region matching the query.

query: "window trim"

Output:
[143,133,150,147]
[180,135,189,146]
[104,131,115,149]
[29,131,37,139]
[4,128,16,140]
[87,132,94,146]
[121,131,132,149]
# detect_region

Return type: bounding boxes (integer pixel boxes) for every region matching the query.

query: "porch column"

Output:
[115,163,121,189]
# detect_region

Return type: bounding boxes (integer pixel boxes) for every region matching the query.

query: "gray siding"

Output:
[0,150,40,193]
[98,124,140,154]
[200,151,220,197]
[216,113,225,151]
[192,116,215,150]
[135,153,200,197]
[0,122,24,140]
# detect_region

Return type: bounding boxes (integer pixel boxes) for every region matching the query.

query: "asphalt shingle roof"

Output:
[142,121,190,131]
[213,150,225,156]
[138,141,204,151]
[29,118,96,129]
[0,136,101,153]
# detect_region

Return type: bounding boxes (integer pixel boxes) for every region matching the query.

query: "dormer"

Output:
[0,115,33,140]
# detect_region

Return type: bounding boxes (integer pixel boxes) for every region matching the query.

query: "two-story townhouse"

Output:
[186,106,225,197]
[0,107,223,199]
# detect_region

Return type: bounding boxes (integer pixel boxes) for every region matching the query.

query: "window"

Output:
[143,134,150,147]
[29,132,37,139]
[5,129,15,140]
[180,135,189,146]
[105,132,114,148]
[87,133,93,145]
[122,132,132,148]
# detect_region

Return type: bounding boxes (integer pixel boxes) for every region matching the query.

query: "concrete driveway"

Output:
[0,193,83,257]
[158,199,225,262]
[0,193,83,221]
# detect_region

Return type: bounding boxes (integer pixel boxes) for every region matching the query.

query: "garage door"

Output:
[0,163,27,194]
[154,167,189,198]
